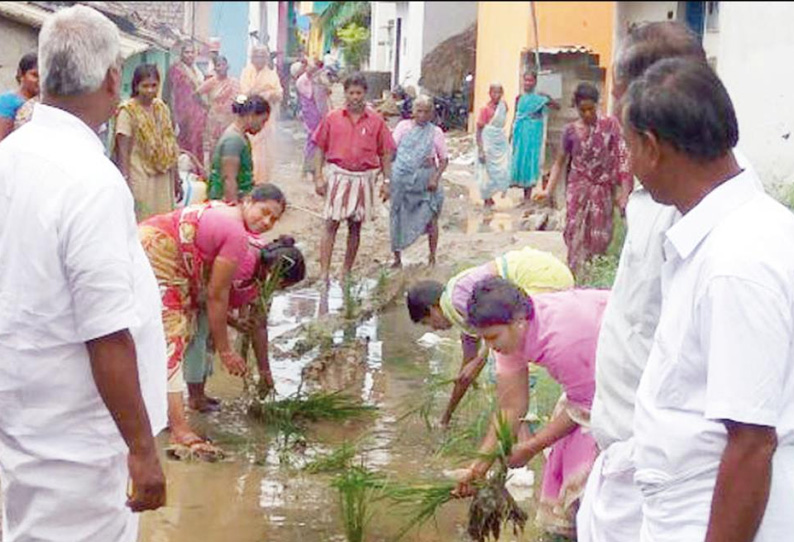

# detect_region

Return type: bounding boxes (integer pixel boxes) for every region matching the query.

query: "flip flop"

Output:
[166,435,226,463]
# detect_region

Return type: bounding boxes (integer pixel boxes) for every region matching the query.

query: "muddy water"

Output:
[139,283,544,542]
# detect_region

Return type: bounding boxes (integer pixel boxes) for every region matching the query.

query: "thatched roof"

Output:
[419,23,476,95]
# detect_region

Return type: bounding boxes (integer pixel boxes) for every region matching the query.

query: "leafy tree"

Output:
[337,22,369,71]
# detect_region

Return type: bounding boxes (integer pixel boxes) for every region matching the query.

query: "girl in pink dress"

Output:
[454,277,608,538]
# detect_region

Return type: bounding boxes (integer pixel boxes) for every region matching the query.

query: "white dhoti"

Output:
[323,164,378,223]
[577,439,643,542]
[0,432,137,542]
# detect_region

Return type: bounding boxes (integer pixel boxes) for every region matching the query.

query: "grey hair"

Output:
[413,94,434,115]
[39,5,120,96]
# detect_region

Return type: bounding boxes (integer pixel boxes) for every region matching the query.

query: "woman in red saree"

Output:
[197,55,240,160]
[167,41,208,162]
[537,83,632,276]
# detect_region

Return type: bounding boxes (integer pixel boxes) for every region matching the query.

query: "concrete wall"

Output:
[184,1,212,40]
[117,1,185,31]
[395,1,425,88]
[532,2,616,102]
[615,1,677,42]
[0,18,38,92]
[210,1,249,77]
[421,1,477,59]
[717,2,794,189]
[369,1,397,73]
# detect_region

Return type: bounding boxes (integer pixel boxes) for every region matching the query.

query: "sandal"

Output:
[166,435,226,463]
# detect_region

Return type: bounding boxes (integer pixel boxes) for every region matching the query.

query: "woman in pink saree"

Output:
[454,277,607,538]
[167,41,208,162]
[241,46,283,183]
[197,55,240,160]
[296,60,323,179]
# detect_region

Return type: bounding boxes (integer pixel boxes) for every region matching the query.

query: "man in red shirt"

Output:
[312,73,396,283]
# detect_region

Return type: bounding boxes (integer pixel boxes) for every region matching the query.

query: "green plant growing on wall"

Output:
[337,22,369,71]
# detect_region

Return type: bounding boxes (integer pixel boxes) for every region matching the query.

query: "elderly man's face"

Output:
[621,109,671,204]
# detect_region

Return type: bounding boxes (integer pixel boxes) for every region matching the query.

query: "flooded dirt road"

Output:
[141,284,556,542]
[140,120,567,541]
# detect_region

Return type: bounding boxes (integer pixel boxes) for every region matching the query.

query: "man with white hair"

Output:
[0,5,167,541]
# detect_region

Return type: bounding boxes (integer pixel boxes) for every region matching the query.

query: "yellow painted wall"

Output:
[533,1,615,106]
[473,1,616,131]
[473,2,533,131]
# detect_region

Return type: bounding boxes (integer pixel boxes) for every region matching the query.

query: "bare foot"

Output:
[390,259,402,269]
[188,396,221,413]
[428,256,436,267]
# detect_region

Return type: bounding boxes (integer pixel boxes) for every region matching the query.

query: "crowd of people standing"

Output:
[1,4,793,542]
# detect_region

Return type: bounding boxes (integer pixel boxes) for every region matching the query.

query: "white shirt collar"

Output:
[665,168,761,261]
[31,103,105,154]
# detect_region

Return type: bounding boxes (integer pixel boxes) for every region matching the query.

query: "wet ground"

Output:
[140,118,568,541]
[141,285,560,542]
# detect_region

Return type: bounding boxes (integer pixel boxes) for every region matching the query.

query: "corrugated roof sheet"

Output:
[524,45,595,55]
[0,1,160,58]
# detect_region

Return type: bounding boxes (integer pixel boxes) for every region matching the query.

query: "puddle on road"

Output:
[140,130,547,541]
[140,284,533,542]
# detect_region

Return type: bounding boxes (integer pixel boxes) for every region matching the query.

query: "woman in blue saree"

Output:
[389,95,449,268]
[510,71,560,205]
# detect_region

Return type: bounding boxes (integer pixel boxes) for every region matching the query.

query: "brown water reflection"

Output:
[140,287,540,542]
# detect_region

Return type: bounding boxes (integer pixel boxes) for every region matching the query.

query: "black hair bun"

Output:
[276,235,295,247]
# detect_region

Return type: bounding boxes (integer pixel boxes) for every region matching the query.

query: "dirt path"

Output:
[267,119,567,288]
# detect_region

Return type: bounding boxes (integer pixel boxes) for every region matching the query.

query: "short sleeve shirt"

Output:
[0,104,167,452]
[633,169,794,490]
[392,119,449,161]
[195,206,250,265]
[494,289,609,409]
[311,107,397,171]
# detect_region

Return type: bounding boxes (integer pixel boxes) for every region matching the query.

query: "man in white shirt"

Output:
[577,23,706,542]
[578,22,764,542]
[0,6,167,541]
[625,57,794,542]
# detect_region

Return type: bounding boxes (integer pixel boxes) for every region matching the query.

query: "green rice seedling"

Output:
[466,412,528,541]
[249,390,377,433]
[331,464,388,542]
[342,276,364,320]
[398,373,457,432]
[435,388,497,459]
[386,481,457,541]
[374,268,389,306]
[239,260,286,391]
[304,441,358,474]
[576,210,625,288]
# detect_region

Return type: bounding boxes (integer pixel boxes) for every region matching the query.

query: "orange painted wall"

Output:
[533,1,615,107]
[473,1,616,131]
[473,2,533,131]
